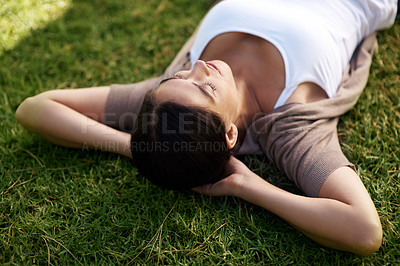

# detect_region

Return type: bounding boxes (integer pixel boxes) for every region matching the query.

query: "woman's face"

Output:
[154,60,239,125]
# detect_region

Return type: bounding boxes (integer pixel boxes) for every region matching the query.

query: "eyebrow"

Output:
[159,77,215,101]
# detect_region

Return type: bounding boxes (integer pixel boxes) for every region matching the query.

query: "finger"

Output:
[191,184,212,194]
[191,186,203,193]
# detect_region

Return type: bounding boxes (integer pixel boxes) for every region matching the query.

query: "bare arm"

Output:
[13,9,204,157]
[194,157,382,256]
[14,16,203,157]
[15,87,132,158]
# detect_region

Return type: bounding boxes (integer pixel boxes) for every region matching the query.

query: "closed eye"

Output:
[159,74,215,100]
[204,81,216,91]
[174,74,216,92]
[173,73,185,79]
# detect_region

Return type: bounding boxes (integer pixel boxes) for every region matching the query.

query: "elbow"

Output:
[15,97,34,125]
[15,96,43,131]
[351,218,382,256]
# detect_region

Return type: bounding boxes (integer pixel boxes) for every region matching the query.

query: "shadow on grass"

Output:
[1,0,212,108]
[4,0,397,264]
[1,0,213,196]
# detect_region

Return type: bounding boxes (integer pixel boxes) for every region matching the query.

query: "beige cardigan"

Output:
[102,29,377,197]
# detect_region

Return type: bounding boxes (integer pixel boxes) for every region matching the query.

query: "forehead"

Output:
[154,79,209,107]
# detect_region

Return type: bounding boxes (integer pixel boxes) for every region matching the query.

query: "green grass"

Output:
[1,0,399,264]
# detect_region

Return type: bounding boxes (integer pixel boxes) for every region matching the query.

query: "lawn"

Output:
[1,0,399,264]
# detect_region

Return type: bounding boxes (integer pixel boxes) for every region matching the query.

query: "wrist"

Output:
[228,173,247,197]
[231,171,266,198]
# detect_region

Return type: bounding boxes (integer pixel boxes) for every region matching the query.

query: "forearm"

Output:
[235,172,380,255]
[16,96,132,158]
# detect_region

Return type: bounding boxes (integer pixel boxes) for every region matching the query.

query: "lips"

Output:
[206,61,221,74]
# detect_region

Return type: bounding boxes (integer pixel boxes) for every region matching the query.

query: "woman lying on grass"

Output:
[15,0,398,256]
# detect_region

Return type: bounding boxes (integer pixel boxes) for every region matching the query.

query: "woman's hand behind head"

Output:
[192,156,251,197]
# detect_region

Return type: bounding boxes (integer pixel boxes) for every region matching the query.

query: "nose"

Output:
[190,60,210,79]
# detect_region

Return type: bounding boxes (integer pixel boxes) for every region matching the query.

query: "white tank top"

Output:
[190,0,396,108]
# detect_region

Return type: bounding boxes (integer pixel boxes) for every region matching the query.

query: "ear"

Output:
[225,123,238,150]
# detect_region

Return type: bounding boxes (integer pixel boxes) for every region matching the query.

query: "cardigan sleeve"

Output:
[102,77,162,132]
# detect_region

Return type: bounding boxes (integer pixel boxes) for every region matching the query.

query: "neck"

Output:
[232,72,262,143]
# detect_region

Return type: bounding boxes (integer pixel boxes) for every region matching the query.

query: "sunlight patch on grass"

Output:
[0,0,71,55]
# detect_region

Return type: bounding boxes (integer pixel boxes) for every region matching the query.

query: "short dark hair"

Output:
[130,91,232,189]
